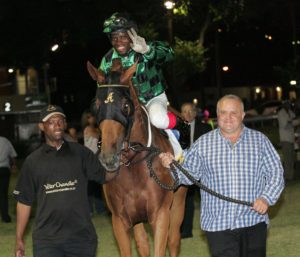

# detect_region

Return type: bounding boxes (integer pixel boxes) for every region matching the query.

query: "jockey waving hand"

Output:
[99,12,190,156]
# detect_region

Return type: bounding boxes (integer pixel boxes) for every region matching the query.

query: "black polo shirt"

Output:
[14,141,106,243]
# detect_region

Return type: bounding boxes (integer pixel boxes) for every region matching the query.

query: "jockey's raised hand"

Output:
[127,28,149,54]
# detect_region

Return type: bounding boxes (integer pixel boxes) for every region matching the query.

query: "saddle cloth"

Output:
[164,129,183,161]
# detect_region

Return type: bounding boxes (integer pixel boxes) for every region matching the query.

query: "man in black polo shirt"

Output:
[14,105,116,257]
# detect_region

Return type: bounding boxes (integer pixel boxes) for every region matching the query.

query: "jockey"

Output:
[99,12,190,157]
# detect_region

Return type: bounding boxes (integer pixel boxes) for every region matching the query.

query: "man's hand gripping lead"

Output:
[159,152,175,169]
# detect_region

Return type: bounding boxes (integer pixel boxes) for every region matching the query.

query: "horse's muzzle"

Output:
[99,153,121,171]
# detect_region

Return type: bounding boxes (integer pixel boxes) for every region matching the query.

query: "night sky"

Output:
[0,0,299,113]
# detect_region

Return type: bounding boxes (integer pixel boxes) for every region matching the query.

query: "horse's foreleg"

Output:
[168,186,187,257]
[151,207,170,257]
[112,214,132,257]
[133,223,150,257]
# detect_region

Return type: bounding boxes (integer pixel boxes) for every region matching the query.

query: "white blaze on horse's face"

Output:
[104,92,114,104]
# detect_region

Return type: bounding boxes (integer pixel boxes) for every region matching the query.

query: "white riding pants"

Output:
[145,92,182,159]
[146,92,169,129]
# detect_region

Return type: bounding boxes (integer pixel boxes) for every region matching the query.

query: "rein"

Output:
[96,85,252,206]
[98,94,179,189]
[170,160,253,207]
[118,144,253,206]
[121,144,180,191]
[120,142,152,166]
[116,105,152,166]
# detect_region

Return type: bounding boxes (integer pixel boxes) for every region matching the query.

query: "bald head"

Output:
[216,94,245,138]
[217,95,244,114]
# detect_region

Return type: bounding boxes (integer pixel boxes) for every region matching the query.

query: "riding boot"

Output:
[174,117,190,150]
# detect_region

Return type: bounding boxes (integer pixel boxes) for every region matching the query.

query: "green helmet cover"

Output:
[103,12,137,33]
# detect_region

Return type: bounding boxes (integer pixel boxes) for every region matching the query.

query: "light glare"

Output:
[222,66,229,72]
[164,1,175,10]
[51,44,59,52]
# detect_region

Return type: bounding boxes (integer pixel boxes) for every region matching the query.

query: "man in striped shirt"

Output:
[160,94,284,257]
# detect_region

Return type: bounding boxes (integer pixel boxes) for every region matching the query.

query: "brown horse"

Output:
[87,60,187,257]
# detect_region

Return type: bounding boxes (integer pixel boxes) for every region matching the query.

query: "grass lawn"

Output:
[1,124,299,256]
[1,173,300,257]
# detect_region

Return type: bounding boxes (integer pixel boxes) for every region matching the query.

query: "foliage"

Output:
[173,0,190,16]
[172,0,245,36]
[208,0,245,25]
[173,37,208,84]
[138,23,159,41]
[168,0,245,92]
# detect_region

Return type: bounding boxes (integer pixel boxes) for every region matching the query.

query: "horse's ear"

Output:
[120,62,138,84]
[87,61,105,84]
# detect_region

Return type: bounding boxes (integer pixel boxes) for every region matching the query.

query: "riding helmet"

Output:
[103,12,138,34]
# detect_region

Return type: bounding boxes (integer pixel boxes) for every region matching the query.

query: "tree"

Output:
[163,0,245,103]
[173,38,207,88]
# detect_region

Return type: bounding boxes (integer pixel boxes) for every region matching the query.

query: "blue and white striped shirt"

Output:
[179,126,284,232]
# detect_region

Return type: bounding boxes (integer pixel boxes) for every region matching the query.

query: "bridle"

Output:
[95,85,254,205]
[95,84,180,189]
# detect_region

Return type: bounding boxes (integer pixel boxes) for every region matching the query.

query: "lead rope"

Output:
[146,146,179,191]
[170,160,253,207]
[142,146,253,207]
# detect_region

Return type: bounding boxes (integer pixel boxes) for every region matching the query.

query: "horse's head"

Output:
[87,60,137,171]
